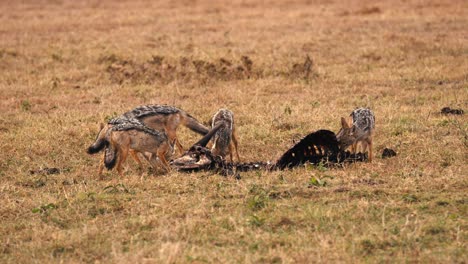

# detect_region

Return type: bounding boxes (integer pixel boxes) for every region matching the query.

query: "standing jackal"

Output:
[87,121,142,176]
[209,108,240,162]
[104,118,174,175]
[336,107,375,161]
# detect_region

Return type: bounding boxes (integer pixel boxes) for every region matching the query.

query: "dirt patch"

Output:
[382,148,397,159]
[355,7,382,15]
[275,217,295,227]
[102,53,318,85]
[102,54,260,85]
[338,6,382,16]
[352,178,385,186]
[29,167,60,175]
[361,52,382,61]
[441,107,464,115]
[334,187,350,193]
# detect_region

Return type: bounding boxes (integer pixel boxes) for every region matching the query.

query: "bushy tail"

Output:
[183,113,210,135]
[87,124,109,154]
[104,145,118,170]
[87,138,108,154]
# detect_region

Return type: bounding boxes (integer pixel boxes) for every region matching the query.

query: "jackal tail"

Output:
[104,144,118,170]
[87,124,109,154]
[87,138,108,154]
[182,113,210,135]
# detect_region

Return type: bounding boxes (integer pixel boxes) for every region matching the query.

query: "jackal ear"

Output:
[340,117,349,129]
[99,123,105,130]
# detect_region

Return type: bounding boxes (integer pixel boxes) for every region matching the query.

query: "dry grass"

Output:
[1,0,467,263]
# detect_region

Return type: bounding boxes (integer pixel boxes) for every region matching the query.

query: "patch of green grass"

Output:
[246,185,270,211]
[32,203,57,214]
[248,214,266,227]
[20,100,31,111]
[402,194,419,203]
[307,175,331,187]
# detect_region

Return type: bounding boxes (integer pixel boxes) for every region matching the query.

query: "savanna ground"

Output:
[1,0,467,263]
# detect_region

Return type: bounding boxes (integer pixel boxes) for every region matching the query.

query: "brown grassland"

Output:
[0,0,467,263]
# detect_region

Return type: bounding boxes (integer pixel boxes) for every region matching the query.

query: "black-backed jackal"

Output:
[336,107,375,161]
[87,105,209,175]
[104,118,174,176]
[209,108,240,162]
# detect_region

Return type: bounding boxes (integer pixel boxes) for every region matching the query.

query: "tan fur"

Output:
[108,129,173,176]
[210,109,240,162]
[338,119,374,161]
[134,110,208,154]
[96,124,145,177]
[90,107,209,176]
[336,110,375,162]
[139,114,184,154]
[98,147,142,177]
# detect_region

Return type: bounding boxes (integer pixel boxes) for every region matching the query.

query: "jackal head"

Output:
[336,117,356,151]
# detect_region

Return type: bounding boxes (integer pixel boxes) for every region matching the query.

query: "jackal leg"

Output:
[366,137,373,162]
[166,128,184,154]
[229,143,234,162]
[360,140,368,154]
[116,146,129,176]
[140,152,153,164]
[157,147,172,173]
[129,150,143,167]
[231,129,241,162]
[174,138,184,154]
[351,142,357,154]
